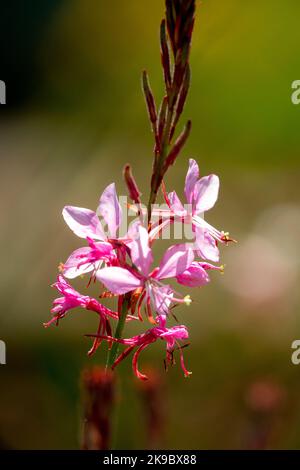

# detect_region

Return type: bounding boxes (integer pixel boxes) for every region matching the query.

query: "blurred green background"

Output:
[0,0,300,449]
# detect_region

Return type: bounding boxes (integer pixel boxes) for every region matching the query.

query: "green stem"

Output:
[106,296,130,369]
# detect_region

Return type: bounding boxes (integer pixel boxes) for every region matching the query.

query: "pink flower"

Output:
[96,224,194,321]
[61,183,126,279]
[62,238,115,279]
[153,159,232,262]
[63,182,122,241]
[47,0,234,382]
[88,316,191,380]
[45,275,121,355]
[176,261,224,287]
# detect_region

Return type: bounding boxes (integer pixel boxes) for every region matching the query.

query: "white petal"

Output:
[194,174,219,214]
[62,206,105,240]
[97,183,122,238]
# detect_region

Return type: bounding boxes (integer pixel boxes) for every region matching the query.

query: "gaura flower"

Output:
[47,0,233,383]
[176,261,224,287]
[61,183,126,279]
[87,316,191,380]
[152,159,233,262]
[62,238,115,279]
[45,275,139,355]
[45,274,121,324]
[96,224,194,322]
[47,162,232,379]
[45,275,120,355]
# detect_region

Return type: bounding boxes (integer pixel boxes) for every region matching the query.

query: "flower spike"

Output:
[47,0,234,383]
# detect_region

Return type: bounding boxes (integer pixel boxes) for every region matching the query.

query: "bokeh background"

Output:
[0,0,300,449]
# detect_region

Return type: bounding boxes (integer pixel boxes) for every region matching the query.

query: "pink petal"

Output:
[62,206,105,240]
[97,183,122,238]
[199,262,223,271]
[125,219,141,241]
[195,227,220,262]
[184,159,199,204]
[130,224,153,277]
[194,174,219,214]
[160,325,189,342]
[63,247,96,279]
[156,244,194,280]
[176,262,210,287]
[168,191,186,215]
[119,219,141,251]
[148,284,173,316]
[96,267,142,294]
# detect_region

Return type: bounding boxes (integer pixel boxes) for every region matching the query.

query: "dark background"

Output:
[0,0,300,449]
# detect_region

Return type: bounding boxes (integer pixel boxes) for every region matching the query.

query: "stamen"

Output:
[146,295,157,325]
[220,231,237,243]
[175,341,192,378]
[137,290,146,322]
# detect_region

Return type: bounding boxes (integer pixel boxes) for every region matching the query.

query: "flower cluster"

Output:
[46,0,234,380]
[46,159,231,380]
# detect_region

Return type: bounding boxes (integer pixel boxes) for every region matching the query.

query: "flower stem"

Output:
[106,295,130,369]
[147,107,173,221]
[146,1,195,223]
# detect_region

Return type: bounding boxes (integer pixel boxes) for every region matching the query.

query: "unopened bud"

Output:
[164,120,192,169]
[170,65,190,141]
[158,95,168,142]
[142,70,157,125]
[123,164,141,203]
